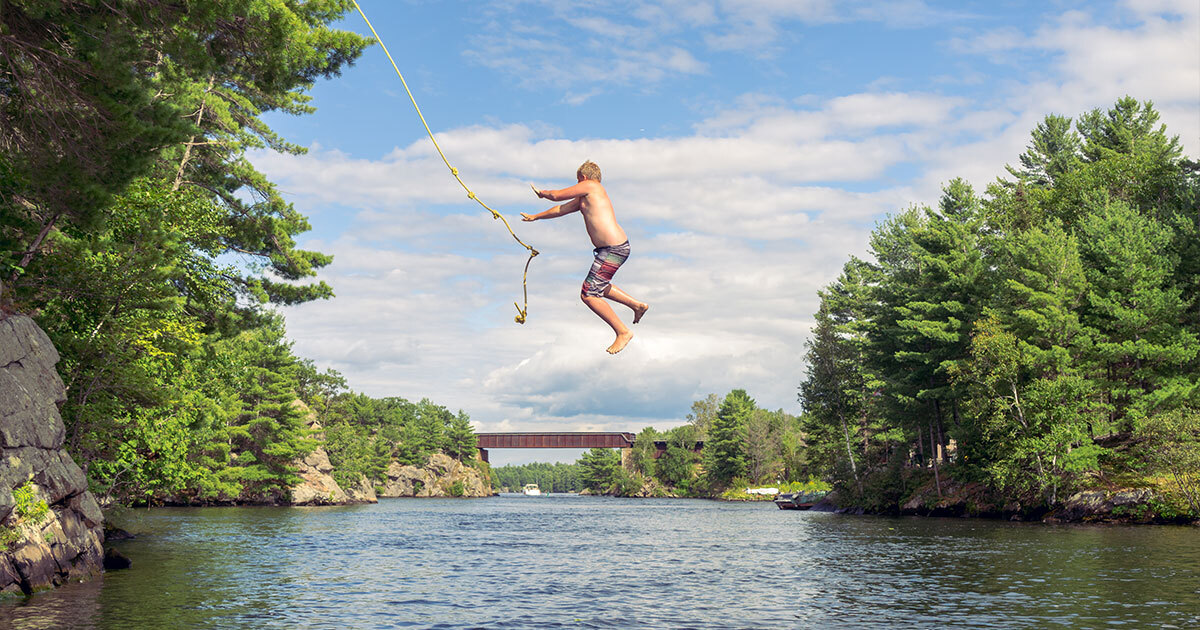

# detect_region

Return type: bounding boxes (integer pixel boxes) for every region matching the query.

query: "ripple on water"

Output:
[1,498,1199,629]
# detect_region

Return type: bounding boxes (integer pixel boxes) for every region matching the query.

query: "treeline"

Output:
[315,393,480,489]
[799,98,1200,516]
[491,462,582,493]
[571,390,812,497]
[0,3,477,505]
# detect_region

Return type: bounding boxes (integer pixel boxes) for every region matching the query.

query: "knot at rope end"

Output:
[513,303,527,324]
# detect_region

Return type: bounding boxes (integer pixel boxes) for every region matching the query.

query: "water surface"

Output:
[1,495,1197,628]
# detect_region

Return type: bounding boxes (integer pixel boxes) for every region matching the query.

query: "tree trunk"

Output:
[838,410,862,496]
[173,75,215,191]
[9,210,63,286]
[930,401,943,497]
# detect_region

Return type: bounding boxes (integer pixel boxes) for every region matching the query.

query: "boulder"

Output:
[0,314,105,595]
[1053,488,1157,523]
[345,475,378,504]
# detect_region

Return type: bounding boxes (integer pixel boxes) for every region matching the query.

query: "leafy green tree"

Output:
[1007,114,1081,188]
[800,261,880,492]
[444,411,478,461]
[1135,408,1200,516]
[704,390,755,485]
[951,317,1096,504]
[1078,200,1197,426]
[578,448,620,492]
[655,445,696,488]
[2,0,369,302]
[686,394,721,442]
[630,427,660,478]
[217,320,316,501]
[745,409,783,482]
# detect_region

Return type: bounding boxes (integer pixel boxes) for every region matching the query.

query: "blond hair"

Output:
[577,160,602,182]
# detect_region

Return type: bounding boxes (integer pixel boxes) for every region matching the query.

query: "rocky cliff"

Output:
[0,314,105,595]
[378,453,490,498]
[287,401,377,506]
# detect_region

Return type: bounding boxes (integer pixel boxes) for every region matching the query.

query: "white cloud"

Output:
[256,0,1198,441]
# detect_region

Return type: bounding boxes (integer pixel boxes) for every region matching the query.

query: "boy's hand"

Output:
[520,212,536,221]
[530,183,544,198]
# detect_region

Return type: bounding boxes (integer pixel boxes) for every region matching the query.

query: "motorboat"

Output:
[522,483,542,496]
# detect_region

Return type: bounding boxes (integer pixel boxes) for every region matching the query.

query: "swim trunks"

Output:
[581,240,630,297]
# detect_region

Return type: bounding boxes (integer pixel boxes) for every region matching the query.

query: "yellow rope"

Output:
[350,0,538,324]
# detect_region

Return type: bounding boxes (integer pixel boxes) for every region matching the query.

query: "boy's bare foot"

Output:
[607,330,634,354]
[632,302,649,324]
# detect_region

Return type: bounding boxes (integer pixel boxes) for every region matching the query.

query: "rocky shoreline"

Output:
[809,480,1200,526]
[0,313,493,599]
[0,314,105,596]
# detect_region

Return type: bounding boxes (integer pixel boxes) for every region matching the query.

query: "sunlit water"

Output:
[1,495,1198,629]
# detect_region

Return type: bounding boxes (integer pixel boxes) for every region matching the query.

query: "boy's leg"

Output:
[603,285,649,324]
[582,294,633,354]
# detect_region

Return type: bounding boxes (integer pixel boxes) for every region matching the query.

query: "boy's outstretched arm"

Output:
[521,197,580,222]
[534,180,596,202]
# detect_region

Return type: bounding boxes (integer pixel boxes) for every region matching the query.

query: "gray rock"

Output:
[0,314,104,594]
[378,453,490,498]
[285,400,357,506]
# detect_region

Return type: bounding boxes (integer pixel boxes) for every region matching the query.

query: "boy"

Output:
[522,161,649,354]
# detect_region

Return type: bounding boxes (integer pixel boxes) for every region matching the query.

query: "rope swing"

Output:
[350,1,539,324]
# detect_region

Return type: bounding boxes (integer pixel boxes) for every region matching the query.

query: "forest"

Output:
[0,1,482,506]
[799,97,1199,518]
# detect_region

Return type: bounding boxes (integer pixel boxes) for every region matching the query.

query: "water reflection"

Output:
[0,498,1196,629]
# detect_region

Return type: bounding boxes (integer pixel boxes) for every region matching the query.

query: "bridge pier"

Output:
[620,447,632,470]
[477,448,489,463]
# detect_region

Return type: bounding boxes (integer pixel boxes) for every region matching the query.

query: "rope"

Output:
[350,0,538,324]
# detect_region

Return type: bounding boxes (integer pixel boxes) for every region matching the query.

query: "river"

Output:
[0,495,1197,629]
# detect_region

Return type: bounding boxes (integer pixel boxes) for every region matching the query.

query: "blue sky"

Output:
[255,0,1199,466]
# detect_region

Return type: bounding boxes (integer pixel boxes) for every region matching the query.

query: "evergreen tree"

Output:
[578,448,620,492]
[630,427,660,478]
[704,390,755,485]
[1078,200,1198,426]
[654,445,696,488]
[218,319,316,501]
[1007,114,1081,188]
[444,411,478,461]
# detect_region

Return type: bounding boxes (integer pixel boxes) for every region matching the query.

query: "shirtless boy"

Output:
[522,161,649,354]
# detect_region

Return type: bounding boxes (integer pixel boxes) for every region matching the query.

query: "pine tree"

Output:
[444,411,478,461]
[1079,200,1198,426]
[219,319,316,501]
[579,448,619,492]
[704,390,755,485]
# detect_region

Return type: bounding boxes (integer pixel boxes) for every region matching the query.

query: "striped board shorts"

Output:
[581,240,630,297]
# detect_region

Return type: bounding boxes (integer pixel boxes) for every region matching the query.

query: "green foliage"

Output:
[799,97,1199,510]
[1,481,51,548]
[12,482,49,524]
[629,427,660,478]
[448,480,465,498]
[491,462,581,493]
[1135,408,1200,516]
[611,469,645,496]
[579,448,620,493]
[703,390,755,485]
[655,444,697,488]
[322,394,479,489]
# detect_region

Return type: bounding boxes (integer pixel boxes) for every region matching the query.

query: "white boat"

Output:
[522,483,542,496]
